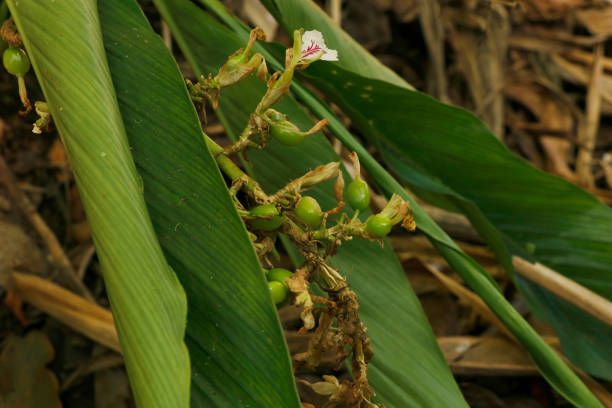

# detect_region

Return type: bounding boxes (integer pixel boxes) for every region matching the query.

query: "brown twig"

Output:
[8,271,119,352]
[0,154,95,302]
[563,48,612,73]
[576,43,604,188]
[513,257,612,328]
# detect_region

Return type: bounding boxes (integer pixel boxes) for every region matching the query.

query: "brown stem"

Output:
[9,271,118,351]
[576,43,604,188]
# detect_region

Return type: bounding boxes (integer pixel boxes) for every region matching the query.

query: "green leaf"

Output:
[297,79,604,406]
[7,1,189,407]
[156,2,469,407]
[0,2,8,29]
[261,3,612,382]
[11,0,300,406]
[302,57,612,382]
[208,1,603,406]
[98,0,300,406]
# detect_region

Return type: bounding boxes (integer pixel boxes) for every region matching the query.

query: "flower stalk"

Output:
[195,27,414,407]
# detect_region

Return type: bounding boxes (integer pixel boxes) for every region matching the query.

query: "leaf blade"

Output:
[249,2,605,404]
[156,2,469,407]
[7,1,190,406]
[98,0,301,406]
[302,60,612,382]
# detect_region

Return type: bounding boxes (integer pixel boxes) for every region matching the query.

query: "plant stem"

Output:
[204,132,265,199]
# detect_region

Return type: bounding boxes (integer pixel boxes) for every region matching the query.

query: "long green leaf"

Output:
[295,83,604,407]
[298,24,612,382]
[261,1,612,380]
[98,0,300,406]
[205,1,603,406]
[7,1,189,407]
[155,1,469,407]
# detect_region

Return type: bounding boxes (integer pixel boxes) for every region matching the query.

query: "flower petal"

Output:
[320,49,338,61]
[300,30,338,62]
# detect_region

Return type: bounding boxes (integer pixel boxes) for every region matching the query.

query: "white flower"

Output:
[300,30,338,63]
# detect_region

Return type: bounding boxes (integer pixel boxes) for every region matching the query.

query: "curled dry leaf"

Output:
[287,267,315,330]
[0,331,61,408]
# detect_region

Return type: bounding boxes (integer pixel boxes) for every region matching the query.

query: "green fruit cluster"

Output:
[265,267,293,305]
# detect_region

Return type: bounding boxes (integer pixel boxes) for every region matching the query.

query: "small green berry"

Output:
[267,268,293,289]
[249,204,277,217]
[365,215,392,237]
[268,281,288,305]
[295,196,323,227]
[3,47,30,77]
[346,178,370,211]
[248,204,285,231]
[270,122,305,146]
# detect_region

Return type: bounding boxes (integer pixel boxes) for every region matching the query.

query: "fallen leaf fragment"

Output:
[0,331,62,408]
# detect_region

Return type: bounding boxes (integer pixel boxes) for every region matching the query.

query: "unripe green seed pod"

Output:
[270,121,305,146]
[3,47,30,77]
[267,268,294,289]
[346,178,370,211]
[365,215,392,237]
[268,281,288,305]
[248,204,285,231]
[295,196,323,227]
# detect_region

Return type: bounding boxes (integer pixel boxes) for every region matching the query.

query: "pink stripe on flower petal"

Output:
[299,30,338,62]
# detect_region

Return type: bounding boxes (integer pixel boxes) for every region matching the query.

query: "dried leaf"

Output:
[518,0,589,20]
[444,4,508,138]
[551,54,612,106]
[0,331,61,408]
[576,6,612,37]
[540,136,577,181]
[504,75,573,132]
[438,336,539,376]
